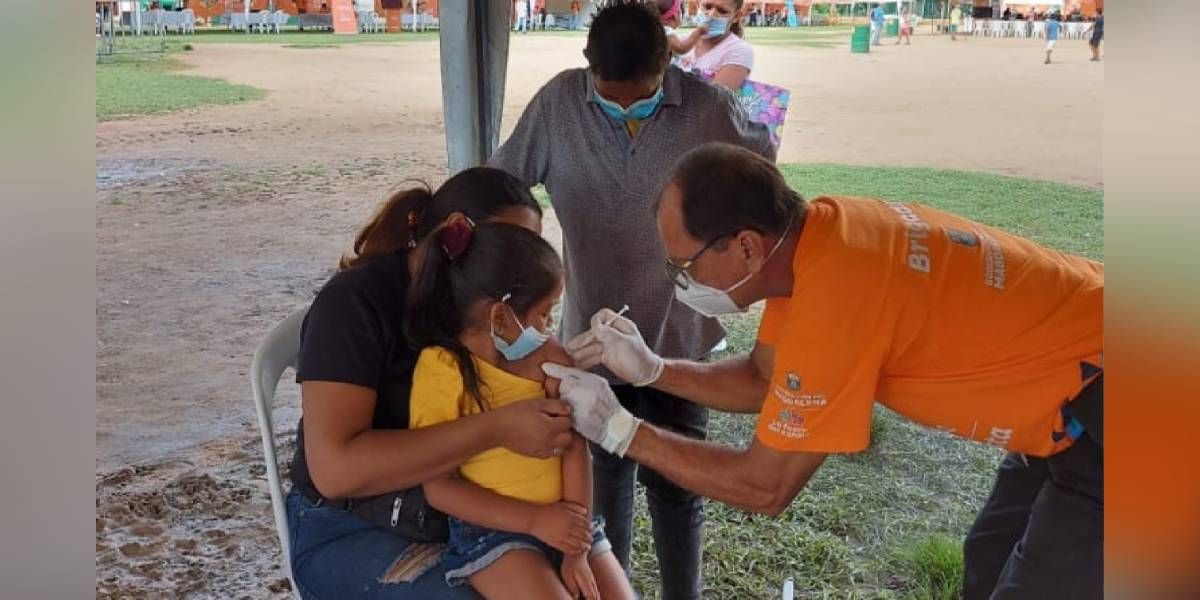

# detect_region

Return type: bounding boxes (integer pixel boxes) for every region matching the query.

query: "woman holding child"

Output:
[285,167,631,599]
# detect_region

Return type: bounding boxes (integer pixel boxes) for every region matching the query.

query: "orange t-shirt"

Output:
[754,196,1102,457]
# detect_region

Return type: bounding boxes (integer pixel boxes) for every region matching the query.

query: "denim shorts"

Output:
[442,515,611,587]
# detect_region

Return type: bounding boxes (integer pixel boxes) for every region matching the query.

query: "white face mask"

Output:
[674,269,753,317]
[673,220,793,318]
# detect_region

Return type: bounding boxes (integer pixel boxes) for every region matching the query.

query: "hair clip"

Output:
[406,209,419,249]
[441,219,475,261]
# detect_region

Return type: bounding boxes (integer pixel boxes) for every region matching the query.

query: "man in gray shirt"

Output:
[488,4,774,598]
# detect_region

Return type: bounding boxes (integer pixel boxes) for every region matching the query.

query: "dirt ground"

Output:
[95,32,1102,597]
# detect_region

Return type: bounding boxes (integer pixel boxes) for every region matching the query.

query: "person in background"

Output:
[949,3,963,41]
[514,0,529,33]
[657,0,708,63]
[1045,12,1061,65]
[895,7,912,45]
[486,4,775,598]
[531,0,544,31]
[678,0,755,90]
[1085,8,1104,62]
[870,3,884,45]
[571,0,582,30]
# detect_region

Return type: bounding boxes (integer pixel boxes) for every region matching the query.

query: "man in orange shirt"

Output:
[544,143,1103,599]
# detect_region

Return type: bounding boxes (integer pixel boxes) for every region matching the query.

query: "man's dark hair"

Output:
[660,143,804,242]
[584,1,669,83]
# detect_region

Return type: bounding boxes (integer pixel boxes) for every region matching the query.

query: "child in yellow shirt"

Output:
[407,219,634,600]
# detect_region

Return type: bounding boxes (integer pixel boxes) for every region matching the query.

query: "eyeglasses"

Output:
[665,235,730,290]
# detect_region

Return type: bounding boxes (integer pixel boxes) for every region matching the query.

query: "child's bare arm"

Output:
[423,475,541,534]
[669,25,706,55]
[539,337,574,399]
[561,433,592,517]
[424,474,593,554]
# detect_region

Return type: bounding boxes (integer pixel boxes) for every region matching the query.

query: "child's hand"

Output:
[561,552,600,600]
[528,501,592,555]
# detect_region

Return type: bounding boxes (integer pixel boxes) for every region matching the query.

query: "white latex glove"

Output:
[564,308,665,387]
[541,363,642,457]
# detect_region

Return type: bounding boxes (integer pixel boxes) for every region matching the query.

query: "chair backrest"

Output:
[250,307,307,600]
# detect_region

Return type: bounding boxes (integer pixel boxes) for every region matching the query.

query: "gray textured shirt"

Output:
[488,66,776,376]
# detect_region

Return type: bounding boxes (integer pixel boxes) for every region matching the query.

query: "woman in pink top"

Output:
[677,0,755,90]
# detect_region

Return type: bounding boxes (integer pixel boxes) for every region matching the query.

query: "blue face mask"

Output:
[491,299,551,362]
[699,15,729,37]
[593,86,664,123]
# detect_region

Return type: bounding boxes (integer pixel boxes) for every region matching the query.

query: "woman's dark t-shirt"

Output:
[289,251,416,497]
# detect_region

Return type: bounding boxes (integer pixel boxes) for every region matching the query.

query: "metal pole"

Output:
[438,0,512,173]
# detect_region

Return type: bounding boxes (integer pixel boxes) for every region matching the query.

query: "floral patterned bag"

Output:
[695,69,791,148]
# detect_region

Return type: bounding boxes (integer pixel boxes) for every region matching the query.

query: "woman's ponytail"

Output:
[340,184,433,270]
[405,220,489,412]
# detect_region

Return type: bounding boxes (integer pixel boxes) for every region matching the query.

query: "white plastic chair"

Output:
[250,307,308,600]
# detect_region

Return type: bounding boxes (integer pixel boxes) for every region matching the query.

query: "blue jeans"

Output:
[286,489,480,600]
[591,385,708,600]
[443,516,611,587]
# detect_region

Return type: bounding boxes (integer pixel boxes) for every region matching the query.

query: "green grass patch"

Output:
[742,25,855,48]
[619,163,1100,598]
[282,43,339,49]
[162,30,438,46]
[532,185,552,209]
[96,54,264,121]
[779,164,1103,259]
[902,534,966,600]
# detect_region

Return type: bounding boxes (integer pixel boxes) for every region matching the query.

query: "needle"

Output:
[604,305,630,327]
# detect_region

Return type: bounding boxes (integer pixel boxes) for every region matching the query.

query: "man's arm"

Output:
[625,425,826,516]
[565,309,775,413]
[652,341,775,413]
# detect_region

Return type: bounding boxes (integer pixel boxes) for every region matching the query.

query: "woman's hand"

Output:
[494,396,574,459]
[527,501,592,554]
[561,552,600,600]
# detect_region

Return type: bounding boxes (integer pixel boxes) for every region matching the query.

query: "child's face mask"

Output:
[491,296,551,361]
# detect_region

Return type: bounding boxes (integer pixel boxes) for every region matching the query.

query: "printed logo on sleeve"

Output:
[768,408,809,439]
[786,373,801,390]
[771,373,827,409]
